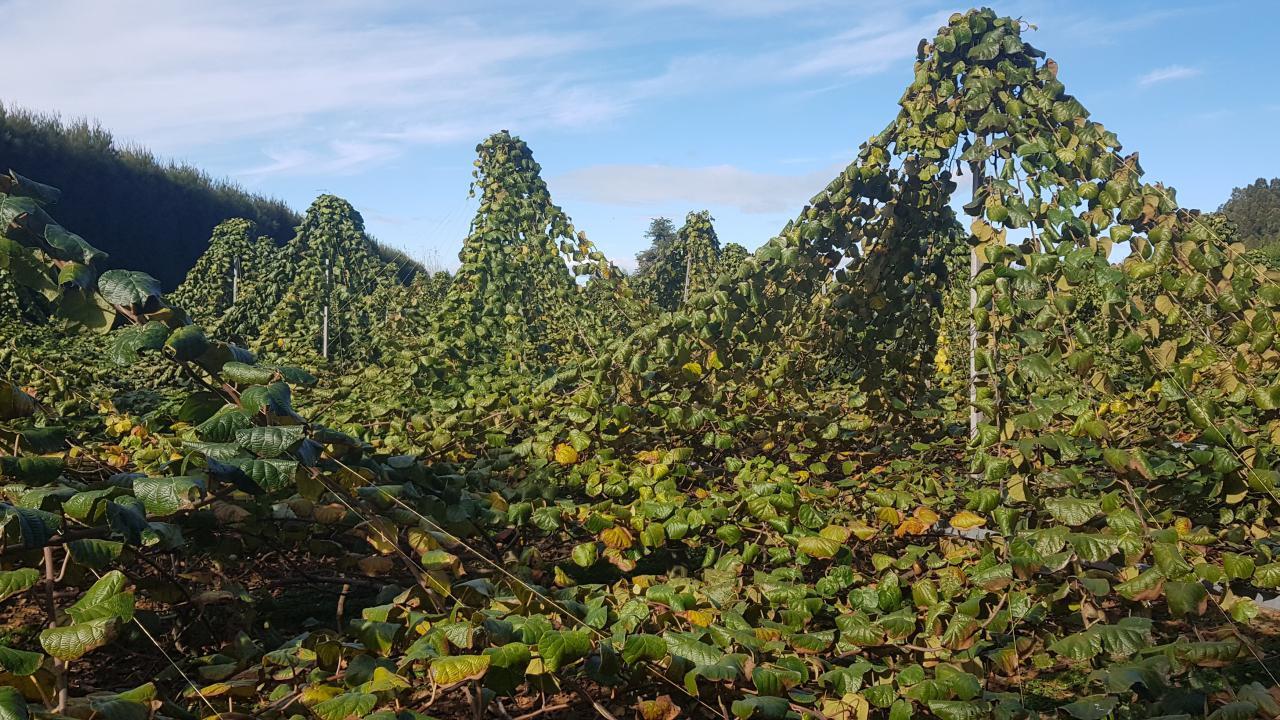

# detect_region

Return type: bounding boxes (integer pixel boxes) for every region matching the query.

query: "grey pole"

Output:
[969,159,985,440]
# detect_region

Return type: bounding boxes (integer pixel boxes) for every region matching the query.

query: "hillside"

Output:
[0,104,299,287]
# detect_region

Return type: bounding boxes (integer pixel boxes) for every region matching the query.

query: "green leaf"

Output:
[571,542,598,568]
[222,361,277,385]
[0,504,60,548]
[430,654,491,686]
[240,382,297,418]
[195,407,253,442]
[684,653,744,695]
[0,645,42,676]
[165,325,210,362]
[63,488,118,522]
[0,568,40,602]
[482,642,531,695]
[1164,580,1208,618]
[1,456,63,484]
[795,535,841,559]
[622,634,667,665]
[1254,562,1280,588]
[56,287,117,333]
[0,383,36,420]
[665,633,723,667]
[89,683,156,720]
[1067,533,1120,563]
[44,224,106,265]
[928,700,991,720]
[4,170,61,204]
[228,457,297,492]
[313,692,377,720]
[1092,617,1152,656]
[39,617,118,660]
[97,269,162,308]
[538,630,592,672]
[0,686,29,720]
[1061,695,1118,720]
[234,425,304,458]
[730,696,791,719]
[133,476,203,516]
[67,539,125,568]
[1173,638,1242,666]
[1043,496,1100,526]
[67,570,135,623]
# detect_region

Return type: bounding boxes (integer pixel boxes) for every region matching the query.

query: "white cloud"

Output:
[785,10,953,77]
[240,141,401,178]
[0,0,958,179]
[555,163,842,215]
[0,0,607,174]
[1138,65,1202,86]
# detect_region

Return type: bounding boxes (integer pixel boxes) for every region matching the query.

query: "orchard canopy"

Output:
[2,8,1280,720]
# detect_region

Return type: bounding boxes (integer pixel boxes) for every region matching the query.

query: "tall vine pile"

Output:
[633,211,727,311]
[3,9,1280,720]
[168,218,281,345]
[256,196,394,363]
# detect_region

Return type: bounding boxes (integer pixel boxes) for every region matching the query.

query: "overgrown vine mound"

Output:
[3,9,1280,720]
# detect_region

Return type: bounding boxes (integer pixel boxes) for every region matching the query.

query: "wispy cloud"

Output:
[0,0,958,178]
[1138,65,1202,86]
[556,163,842,215]
[0,0,607,175]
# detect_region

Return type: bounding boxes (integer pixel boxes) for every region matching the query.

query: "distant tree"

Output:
[632,213,722,311]
[635,217,678,276]
[0,103,301,287]
[1219,177,1280,249]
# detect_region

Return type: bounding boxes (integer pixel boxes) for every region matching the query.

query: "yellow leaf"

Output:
[819,525,852,543]
[600,526,634,550]
[949,511,987,530]
[682,609,715,627]
[637,695,681,720]
[913,506,940,524]
[895,517,931,537]
[682,361,703,377]
[300,685,343,707]
[363,517,400,554]
[554,565,573,587]
[1173,517,1192,536]
[849,522,878,541]
[314,504,347,525]
[487,491,509,513]
[358,555,394,576]
[554,443,579,465]
[876,507,901,526]
[408,527,440,554]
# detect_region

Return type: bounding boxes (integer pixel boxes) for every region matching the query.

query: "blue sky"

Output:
[3,0,1277,271]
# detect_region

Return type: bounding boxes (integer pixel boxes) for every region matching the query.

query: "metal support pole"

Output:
[682,244,693,305]
[969,159,985,440]
[322,257,331,360]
